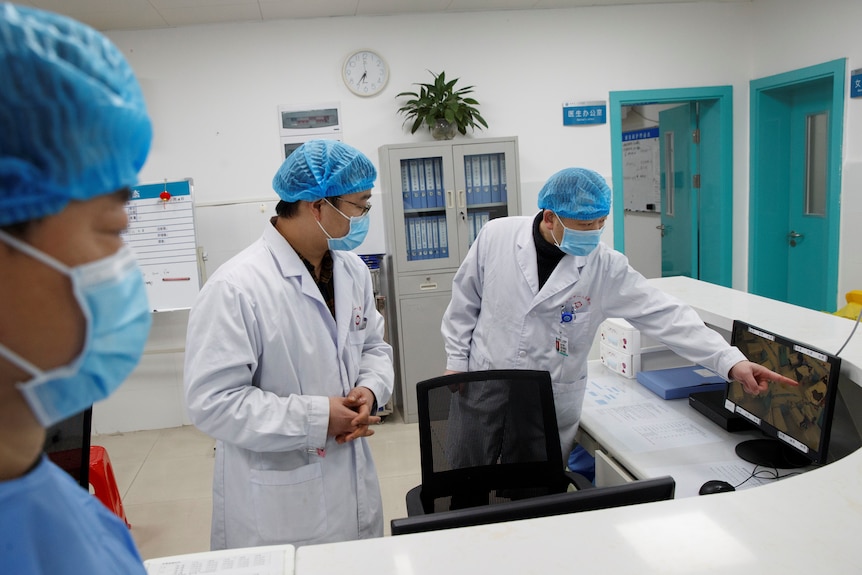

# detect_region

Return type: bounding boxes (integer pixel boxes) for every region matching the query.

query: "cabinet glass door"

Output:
[453,141,518,260]
[388,147,459,271]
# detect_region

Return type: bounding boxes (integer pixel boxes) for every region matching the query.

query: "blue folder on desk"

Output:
[635,365,727,400]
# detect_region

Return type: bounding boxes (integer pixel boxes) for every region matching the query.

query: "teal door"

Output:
[750,60,844,312]
[610,87,734,288]
[787,82,831,308]
[659,103,696,277]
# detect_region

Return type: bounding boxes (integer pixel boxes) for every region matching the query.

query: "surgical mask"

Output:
[553,214,603,257]
[317,198,370,251]
[0,230,152,427]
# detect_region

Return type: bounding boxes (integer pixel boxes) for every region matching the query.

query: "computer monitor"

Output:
[726,320,842,468]
[390,475,675,536]
[43,407,92,489]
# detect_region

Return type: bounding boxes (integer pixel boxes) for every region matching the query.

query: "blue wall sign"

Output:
[851,68,862,99]
[563,101,607,125]
[622,127,659,141]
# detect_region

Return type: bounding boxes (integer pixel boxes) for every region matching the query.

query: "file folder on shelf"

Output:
[401,160,412,209]
[409,159,422,208]
[437,215,448,257]
[423,159,436,208]
[480,154,492,203]
[490,154,501,203]
[635,365,727,400]
[470,155,482,205]
[499,155,508,203]
[431,158,443,208]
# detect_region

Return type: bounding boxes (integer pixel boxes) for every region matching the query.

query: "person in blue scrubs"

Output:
[0,4,153,573]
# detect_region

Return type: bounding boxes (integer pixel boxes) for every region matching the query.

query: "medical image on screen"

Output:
[728,329,832,452]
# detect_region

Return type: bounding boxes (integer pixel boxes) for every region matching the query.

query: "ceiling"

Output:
[19,0,747,32]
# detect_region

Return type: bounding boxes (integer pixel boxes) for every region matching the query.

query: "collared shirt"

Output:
[298,249,336,317]
[532,210,566,290]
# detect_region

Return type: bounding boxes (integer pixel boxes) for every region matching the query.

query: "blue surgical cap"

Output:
[0,4,152,227]
[272,140,377,202]
[537,167,612,220]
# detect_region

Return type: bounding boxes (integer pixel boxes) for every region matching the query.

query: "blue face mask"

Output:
[553,214,603,257]
[318,198,370,251]
[0,230,152,427]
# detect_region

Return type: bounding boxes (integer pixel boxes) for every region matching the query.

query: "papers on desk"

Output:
[585,375,723,452]
[144,545,293,575]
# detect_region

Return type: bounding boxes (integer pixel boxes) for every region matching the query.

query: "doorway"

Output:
[749,59,844,312]
[610,87,733,287]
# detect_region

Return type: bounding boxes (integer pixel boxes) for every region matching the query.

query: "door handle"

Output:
[656,224,666,237]
[788,230,804,247]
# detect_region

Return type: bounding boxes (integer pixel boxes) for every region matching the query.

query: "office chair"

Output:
[405,369,594,516]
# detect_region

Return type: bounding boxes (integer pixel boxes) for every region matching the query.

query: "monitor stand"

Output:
[735,438,809,469]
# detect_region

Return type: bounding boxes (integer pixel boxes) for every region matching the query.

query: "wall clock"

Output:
[342,50,389,97]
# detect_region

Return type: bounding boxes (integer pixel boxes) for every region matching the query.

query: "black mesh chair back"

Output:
[409,370,591,515]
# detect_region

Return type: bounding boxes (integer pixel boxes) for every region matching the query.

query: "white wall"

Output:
[93,1,862,432]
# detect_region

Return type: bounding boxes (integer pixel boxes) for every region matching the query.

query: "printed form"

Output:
[144,545,293,575]
[585,375,723,452]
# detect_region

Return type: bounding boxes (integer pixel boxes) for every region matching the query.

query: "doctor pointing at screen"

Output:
[441,167,796,461]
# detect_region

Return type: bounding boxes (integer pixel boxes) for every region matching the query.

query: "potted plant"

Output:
[396,70,488,140]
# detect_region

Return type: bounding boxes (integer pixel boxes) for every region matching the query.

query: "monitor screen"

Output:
[390,475,675,536]
[726,320,842,467]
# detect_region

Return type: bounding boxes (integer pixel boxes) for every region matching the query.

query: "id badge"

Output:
[556,305,572,356]
[555,330,569,357]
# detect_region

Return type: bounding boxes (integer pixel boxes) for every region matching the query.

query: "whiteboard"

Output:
[123,179,202,312]
[193,195,387,281]
[622,128,661,213]
[195,199,279,281]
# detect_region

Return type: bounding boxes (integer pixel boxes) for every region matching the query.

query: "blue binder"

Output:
[401,160,412,209]
[479,154,492,204]
[635,365,727,400]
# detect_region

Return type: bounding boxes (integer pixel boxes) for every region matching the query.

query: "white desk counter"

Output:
[648,276,862,384]
[294,278,862,573]
[296,447,862,573]
[579,361,788,498]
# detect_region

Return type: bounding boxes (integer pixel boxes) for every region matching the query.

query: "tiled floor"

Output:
[93,412,420,561]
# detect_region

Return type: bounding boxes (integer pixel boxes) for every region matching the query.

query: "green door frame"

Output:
[749,59,845,310]
[609,87,734,287]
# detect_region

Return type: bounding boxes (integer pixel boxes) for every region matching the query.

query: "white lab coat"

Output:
[184,222,393,549]
[442,215,745,458]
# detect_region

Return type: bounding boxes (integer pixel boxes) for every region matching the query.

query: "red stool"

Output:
[89,445,131,529]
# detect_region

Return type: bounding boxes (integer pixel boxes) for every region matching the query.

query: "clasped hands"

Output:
[328,386,379,444]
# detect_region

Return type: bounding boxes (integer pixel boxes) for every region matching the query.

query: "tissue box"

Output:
[599,318,665,355]
[600,318,642,354]
[599,342,640,378]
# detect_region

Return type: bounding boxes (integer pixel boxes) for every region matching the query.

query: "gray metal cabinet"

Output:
[378,137,520,422]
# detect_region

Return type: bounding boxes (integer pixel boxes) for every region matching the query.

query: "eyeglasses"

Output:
[335,197,372,216]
